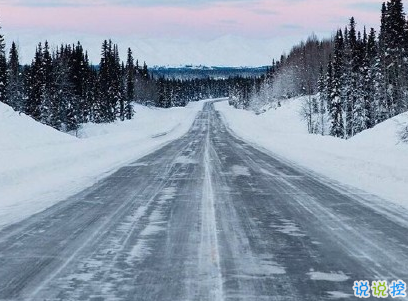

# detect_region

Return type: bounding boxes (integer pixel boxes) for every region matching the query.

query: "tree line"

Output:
[0,25,261,132]
[0,34,156,132]
[227,36,333,111]
[156,76,263,109]
[245,0,408,139]
[322,0,408,138]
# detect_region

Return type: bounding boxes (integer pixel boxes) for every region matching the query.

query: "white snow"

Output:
[127,239,150,263]
[174,156,198,164]
[231,165,251,177]
[0,101,204,230]
[215,97,408,210]
[307,271,349,282]
[272,219,305,237]
[327,291,353,299]
[159,187,177,202]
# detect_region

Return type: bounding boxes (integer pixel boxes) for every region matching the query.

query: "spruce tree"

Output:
[0,24,7,105]
[364,28,378,129]
[352,30,368,134]
[330,32,345,138]
[112,44,124,121]
[379,0,407,118]
[70,42,91,124]
[125,48,135,120]
[6,41,22,111]
[87,67,99,123]
[345,17,359,137]
[40,41,54,125]
[26,43,44,121]
[317,65,327,135]
[97,40,113,122]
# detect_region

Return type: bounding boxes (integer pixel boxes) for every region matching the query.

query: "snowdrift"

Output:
[0,101,203,229]
[0,102,77,150]
[215,97,408,210]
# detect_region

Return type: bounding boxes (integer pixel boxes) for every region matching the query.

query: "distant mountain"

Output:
[4,31,299,66]
[149,65,268,79]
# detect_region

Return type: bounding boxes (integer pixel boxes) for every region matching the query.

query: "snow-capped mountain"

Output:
[4,31,299,66]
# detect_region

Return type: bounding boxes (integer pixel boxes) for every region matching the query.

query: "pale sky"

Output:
[0,0,386,65]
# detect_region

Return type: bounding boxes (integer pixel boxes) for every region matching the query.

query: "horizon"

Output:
[0,0,387,66]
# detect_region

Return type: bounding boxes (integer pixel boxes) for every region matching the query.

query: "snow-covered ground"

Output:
[0,101,204,230]
[2,97,407,230]
[215,97,408,210]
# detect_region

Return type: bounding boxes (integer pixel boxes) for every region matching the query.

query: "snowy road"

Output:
[1,101,408,300]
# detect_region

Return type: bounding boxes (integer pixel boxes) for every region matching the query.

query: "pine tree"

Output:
[40,41,54,125]
[70,42,91,124]
[317,65,327,135]
[378,0,407,118]
[125,48,135,120]
[345,17,359,137]
[364,28,378,129]
[112,44,124,121]
[142,62,149,80]
[6,41,22,111]
[26,43,44,121]
[330,32,345,138]
[97,40,114,122]
[0,24,7,105]
[353,30,368,134]
[156,77,166,108]
[376,3,389,123]
[87,67,99,123]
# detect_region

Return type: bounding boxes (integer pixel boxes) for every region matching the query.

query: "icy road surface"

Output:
[1,102,408,300]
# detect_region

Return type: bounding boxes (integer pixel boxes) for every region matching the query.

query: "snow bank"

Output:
[0,101,203,229]
[0,105,77,150]
[215,97,408,210]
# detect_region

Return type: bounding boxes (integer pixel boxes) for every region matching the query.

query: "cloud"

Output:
[0,0,253,7]
[0,0,382,44]
[281,23,303,30]
[347,1,381,12]
[250,8,278,16]
[0,0,91,7]
[219,19,239,24]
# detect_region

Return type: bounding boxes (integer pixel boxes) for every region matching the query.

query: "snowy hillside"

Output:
[0,101,204,230]
[216,97,408,210]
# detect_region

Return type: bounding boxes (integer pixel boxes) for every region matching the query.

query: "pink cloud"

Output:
[0,0,383,39]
